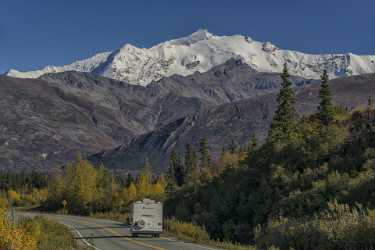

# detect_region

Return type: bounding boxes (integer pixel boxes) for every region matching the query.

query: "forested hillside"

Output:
[2,65,375,249]
[92,72,375,171]
[165,67,375,249]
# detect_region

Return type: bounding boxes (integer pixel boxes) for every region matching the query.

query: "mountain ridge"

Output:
[0,59,313,170]
[6,30,375,85]
[90,73,375,171]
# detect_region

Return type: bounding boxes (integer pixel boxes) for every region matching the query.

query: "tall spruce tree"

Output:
[269,63,296,142]
[184,144,197,178]
[248,135,258,153]
[125,173,134,187]
[318,70,334,125]
[168,150,185,187]
[367,96,373,121]
[368,96,373,109]
[229,139,237,154]
[166,150,177,191]
[199,138,211,169]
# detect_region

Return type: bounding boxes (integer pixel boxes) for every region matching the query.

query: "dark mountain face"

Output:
[150,59,314,104]
[90,74,375,172]
[0,76,142,171]
[0,59,318,171]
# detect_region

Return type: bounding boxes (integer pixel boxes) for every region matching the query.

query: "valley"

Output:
[0,59,313,171]
[2,8,375,249]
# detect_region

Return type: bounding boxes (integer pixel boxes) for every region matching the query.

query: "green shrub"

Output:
[164,218,210,242]
[164,218,278,250]
[255,200,375,250]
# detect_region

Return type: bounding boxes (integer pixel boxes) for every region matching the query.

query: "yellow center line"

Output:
[52,215,125,250]
[78,217,166,250]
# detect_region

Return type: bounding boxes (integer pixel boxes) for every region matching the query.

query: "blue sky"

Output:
[1,0,374,74]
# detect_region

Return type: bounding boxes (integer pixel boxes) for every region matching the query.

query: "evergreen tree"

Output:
[269,63,297,142]
[168,150,185,187]
[318,70,334,125]
[199,138,211,169]
[167,151,177,179]
[166,150,177,192]
[184,144,197,181]
[367,96,373,121]
[248,135,258,153]
[221,147,226,157]
[229,139,237,154]
[368,96,373,109]
[125,173,134,187]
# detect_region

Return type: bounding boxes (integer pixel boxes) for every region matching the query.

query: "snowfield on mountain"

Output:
[6,29,375,85]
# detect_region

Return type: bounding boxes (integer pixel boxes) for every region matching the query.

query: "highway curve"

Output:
[18,212,220,250]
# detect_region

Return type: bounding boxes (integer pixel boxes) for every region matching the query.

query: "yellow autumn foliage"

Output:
[7,190,21,205]
[0,225,37,250]
[0,196,37,250]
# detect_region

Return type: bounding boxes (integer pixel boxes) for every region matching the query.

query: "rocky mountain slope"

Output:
[90,74,375,171]
[0,75,131,171]
[6,30,375,85]
[0,60,312,170]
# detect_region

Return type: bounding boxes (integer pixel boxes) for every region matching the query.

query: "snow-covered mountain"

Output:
[6,29,375,85]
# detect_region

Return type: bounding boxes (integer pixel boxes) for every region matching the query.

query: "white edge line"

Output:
[160,237,175,241]
[160,237,219,250]
[62,223,102,250]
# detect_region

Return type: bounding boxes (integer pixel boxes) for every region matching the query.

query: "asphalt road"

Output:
[18,212,220,250]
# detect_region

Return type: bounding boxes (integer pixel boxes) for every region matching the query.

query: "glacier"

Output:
[6,29,375,86]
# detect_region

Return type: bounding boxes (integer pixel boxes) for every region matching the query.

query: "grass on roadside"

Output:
[19,216,92,250]
[164,218,273,250]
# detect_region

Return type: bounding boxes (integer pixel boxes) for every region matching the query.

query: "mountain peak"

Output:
[4,69,19,76]
[119,43,139,51]
[188,29,214,40]
[167,29,215,46]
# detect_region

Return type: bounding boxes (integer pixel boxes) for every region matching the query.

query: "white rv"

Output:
[129,199,163,237]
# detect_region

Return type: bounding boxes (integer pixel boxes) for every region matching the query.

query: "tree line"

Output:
[166,136,256,191]
[165,64,375,249]
[43,157,166,215]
